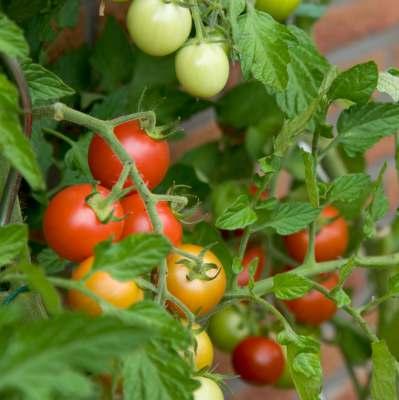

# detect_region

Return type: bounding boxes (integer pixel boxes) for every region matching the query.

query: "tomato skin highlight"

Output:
[120,193,182,246]
[193,325,214,370]
[167,244,227,316]
[175,42,230,98]
[68,257,143,316]
[285,273,339,326]
[193,377,224,400]
[208,306,251,353]
[284,205,348,263]
[237,245,266,287]
[127,0,192,57]
[88,120,170,191]
[232,336,285,385]
[43,184,124,262]
[256,0,301,21]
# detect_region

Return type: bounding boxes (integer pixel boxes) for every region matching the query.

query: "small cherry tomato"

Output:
[120,193,182,245]
[126,0,192,56]
[193,377,224,400]
[232,336,284,385]
[88,120,170,191]
[68,256,143,316]
[175,42,230,98]
[256,0,301,21]
[284,206,348,263]
[238,245,266,287]
[43,184,124,262]
[192,324,214,370]
[167,244,227,316]
[208,306,251,353]
[285,273,339,326]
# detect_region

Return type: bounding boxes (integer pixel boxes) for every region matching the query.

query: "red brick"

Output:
[315,0,399,53]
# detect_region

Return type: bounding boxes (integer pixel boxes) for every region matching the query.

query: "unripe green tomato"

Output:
[205,28,230,54]
[175,42,230,98]
[208,306,251,353]
[127,0,192,57]
[193,377,224,400]
[255,0,301,21]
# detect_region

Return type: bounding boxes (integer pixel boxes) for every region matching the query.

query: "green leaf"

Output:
[388,273,399,294]
[237,9,295,90]
[90,16,134,91]
[21,60,75,105]
[0,74,44,190]
[123,343,198,400]
[331,288,351,308]
[273,273,312,300]
[56,0,80,28]
[255,201,320,235]
[37,248,69,275]
[371,341,397,400]
[0,224,27,266]
[211,181,248,219]
[337,103,399,156]
[0,13,29,59]
[276,26,330,124]
[337,258,356,287]
[19,263,62,315]
[215,80,283,129]
[0,312,156,400]
[377,71,399,102]
[328,62,378,104]
[302,151,319,208]
[93,234,171,280]
[215,195,257,230]
[287,341,322,400]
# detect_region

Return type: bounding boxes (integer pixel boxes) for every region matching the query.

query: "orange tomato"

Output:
[68,257,143,316]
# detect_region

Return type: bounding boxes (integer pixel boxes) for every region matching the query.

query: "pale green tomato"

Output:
[127,0,192,57]
[175,43,230,98]
[256,0,301,21]
[193,377,224,400]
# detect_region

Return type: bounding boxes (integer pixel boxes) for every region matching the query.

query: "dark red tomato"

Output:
[285,273,339,326]
[284,205,348,263]
[43,184,124,262]
[120,193,182,245]
[232,336,284,385]
[88,120,170,190]
[237,245,266,287]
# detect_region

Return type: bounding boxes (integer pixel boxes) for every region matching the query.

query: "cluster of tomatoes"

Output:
[125,0,302,99]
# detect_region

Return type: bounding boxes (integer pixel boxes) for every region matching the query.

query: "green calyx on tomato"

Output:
[208,305,252,353]
[127,0,192,57]
[175,41,230,98]
[255,0,302,21]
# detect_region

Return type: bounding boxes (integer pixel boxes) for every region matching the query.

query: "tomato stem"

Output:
[191,0,205,41]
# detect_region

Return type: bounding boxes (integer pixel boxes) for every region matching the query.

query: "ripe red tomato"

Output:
[167,244,227,316]
[120,193,182,245]
[284,205,348,263]
[237,245,266,287]
[68,256,143,316]
[232,336,284,385]
[285,273,339,326]
[43,184,124,262]
[88,120,170,190]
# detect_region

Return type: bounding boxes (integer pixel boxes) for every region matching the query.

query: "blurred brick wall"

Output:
[208,1,399,399]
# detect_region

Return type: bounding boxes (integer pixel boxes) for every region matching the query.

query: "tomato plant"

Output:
[43,184,125,262]
[232,336,285,385]
[2,1,399,400]
[126,0,192,57]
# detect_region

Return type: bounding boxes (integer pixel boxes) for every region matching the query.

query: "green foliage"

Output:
[0,224,27,266]
[273,273,312,300]
[215,195,257,230]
